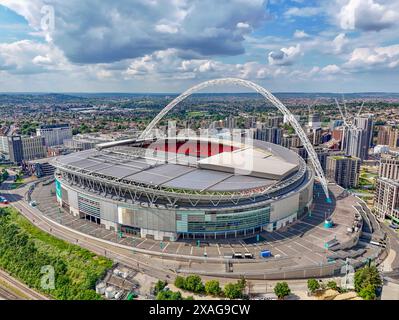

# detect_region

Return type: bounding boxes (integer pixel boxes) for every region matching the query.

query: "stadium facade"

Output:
[52,137,314,241]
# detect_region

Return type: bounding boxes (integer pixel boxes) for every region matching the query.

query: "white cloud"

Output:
[345,44,399,69]
[284,6,322,18]
[155,24,179,34]
[293,29,310,39]
[268,44,301,66]
[332,33,349,53]
[320,64,341,74]
[0,40,67,74]
[338,0,399,31]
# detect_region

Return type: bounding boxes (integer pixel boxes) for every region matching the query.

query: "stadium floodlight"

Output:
[140,78,330,200]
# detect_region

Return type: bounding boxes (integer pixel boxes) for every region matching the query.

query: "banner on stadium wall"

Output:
[55,179,62,200]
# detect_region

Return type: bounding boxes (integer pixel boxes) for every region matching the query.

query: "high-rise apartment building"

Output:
[253,126,282,145]
[342,127,369,160]
[266,116,283,128]
[374,154,399,222]
[354,116,374,148]
[326,155,361,188]
[377,126,392,145]
[379,154,399,180]
[389,129,399,149]
[0,135,9,156]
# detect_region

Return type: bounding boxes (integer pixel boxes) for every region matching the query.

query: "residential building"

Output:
[326,155,361,188]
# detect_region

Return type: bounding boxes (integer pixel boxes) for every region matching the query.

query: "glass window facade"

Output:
[78,194,101,218]
[176,206,270,234]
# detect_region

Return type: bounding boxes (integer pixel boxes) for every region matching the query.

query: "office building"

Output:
[7,136,23,164]
[36,124,73,147]
[21,136,46,161]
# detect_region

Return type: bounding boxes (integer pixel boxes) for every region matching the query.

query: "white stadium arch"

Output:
[139,78,330,200]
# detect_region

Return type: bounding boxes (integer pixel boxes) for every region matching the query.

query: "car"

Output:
[389,223,399,230]
[0,196,8,204]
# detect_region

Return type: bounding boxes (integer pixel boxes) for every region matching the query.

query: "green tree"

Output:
[354,265,382,294]
[154,280,168,295]
[307,279,320,294]
[359,284,377,300]
[274,282,291,300]
[184,275,204,293]
[223,283,242,299]
[174,276,186,289]
[156,290,183,300]
[205,280,222,296]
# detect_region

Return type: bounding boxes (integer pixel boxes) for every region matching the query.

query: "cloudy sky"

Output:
[0,0,399,92]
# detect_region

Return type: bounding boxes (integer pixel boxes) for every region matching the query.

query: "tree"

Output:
[359,284,377,300]
[307,279,320,294]
[205,280,222,296]
[354,265,382,294]
[156,290,183,300]
[224,283,242,299]
[184,275,204,293]
[154,280,168,295]
[174,276,186,289]
[274,282,291,300]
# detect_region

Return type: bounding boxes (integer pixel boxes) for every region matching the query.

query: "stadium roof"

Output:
[54,138,302,192]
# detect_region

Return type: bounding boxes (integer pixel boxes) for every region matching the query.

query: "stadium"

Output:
[52,136,314,242]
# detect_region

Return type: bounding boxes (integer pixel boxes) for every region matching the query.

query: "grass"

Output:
[0,207,113,299]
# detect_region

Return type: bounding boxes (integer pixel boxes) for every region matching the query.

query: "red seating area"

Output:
[145,140,238,158]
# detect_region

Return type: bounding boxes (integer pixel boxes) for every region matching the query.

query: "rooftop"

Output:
[54,138,303,193]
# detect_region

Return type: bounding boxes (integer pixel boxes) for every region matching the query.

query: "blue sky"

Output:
[0,0,399,92]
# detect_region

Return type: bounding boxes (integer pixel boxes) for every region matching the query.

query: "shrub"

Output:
[205,280,222,296]
[174,276,186,289]
[184,275,204,293]
[274,282,291,300]
[326,281,338,291]
[224,283,243,299]
[359,284,377,300]
[307,279,320,294]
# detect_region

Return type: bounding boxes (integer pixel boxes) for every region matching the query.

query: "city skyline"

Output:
[0,0,399,93]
